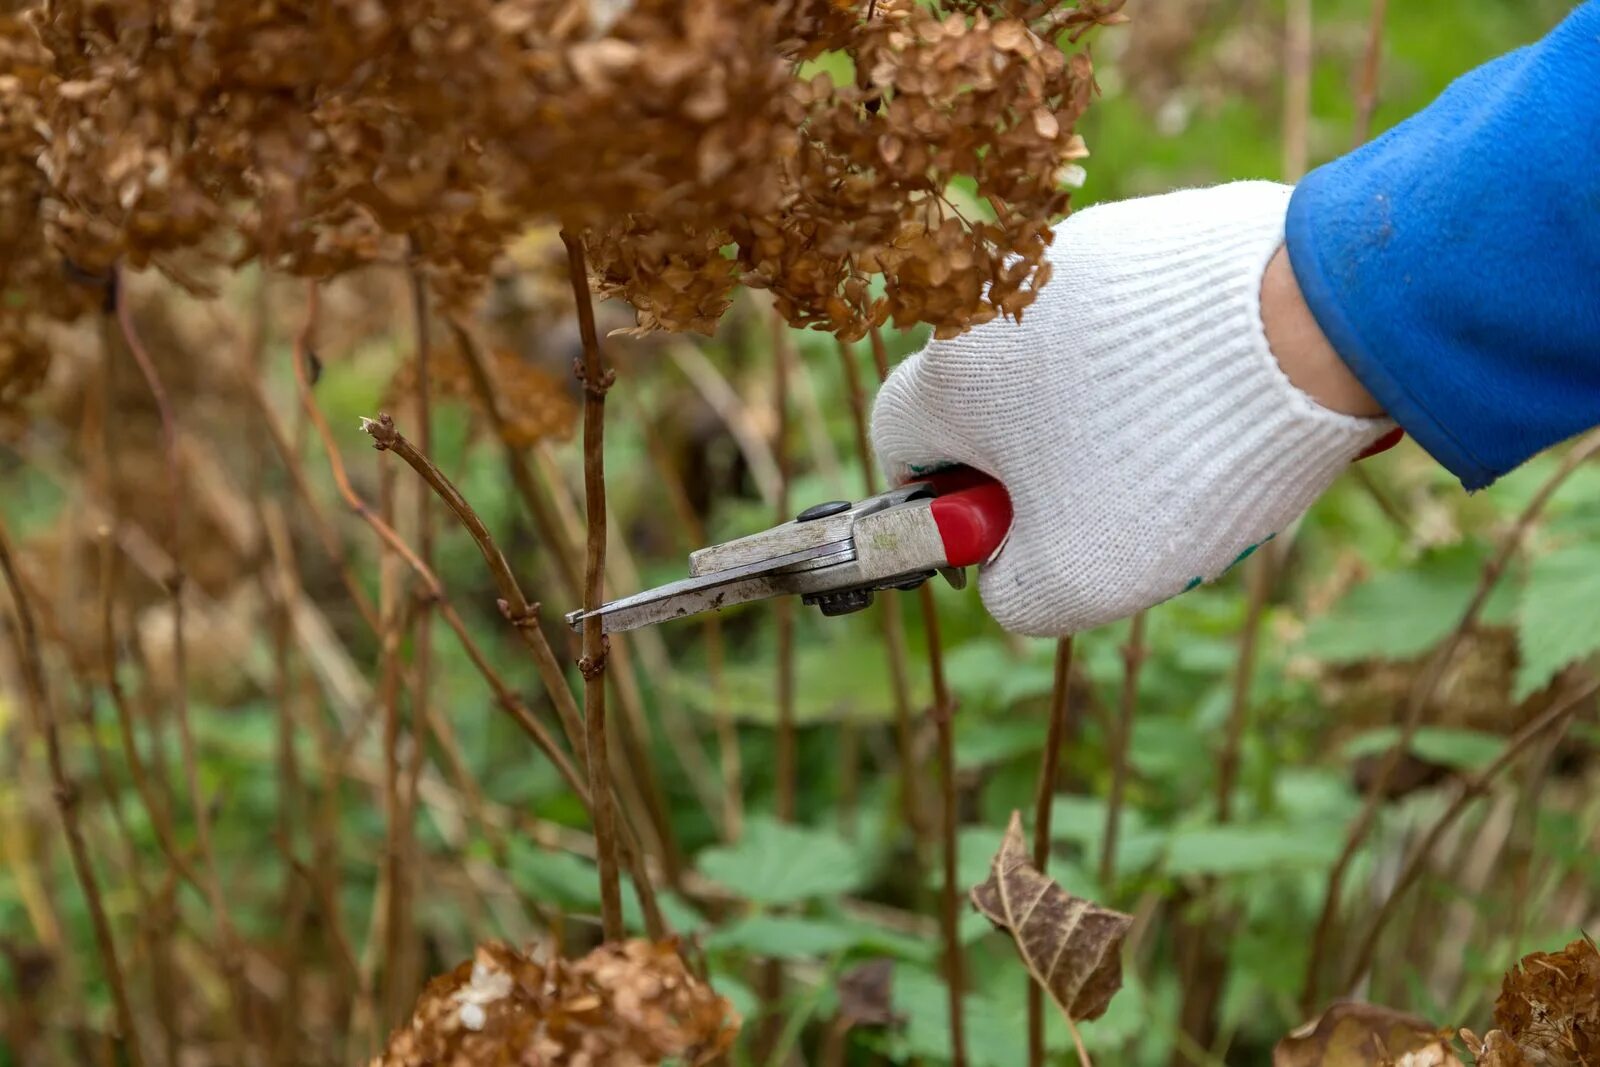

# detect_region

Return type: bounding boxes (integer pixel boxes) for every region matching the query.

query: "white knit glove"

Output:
[870,182,1395,636]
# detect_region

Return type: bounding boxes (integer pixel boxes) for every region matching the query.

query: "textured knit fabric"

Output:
[871,182,1393,636]
[1287,1,1600,490]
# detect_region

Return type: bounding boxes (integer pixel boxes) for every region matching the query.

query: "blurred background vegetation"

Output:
[2,1,1595,1065]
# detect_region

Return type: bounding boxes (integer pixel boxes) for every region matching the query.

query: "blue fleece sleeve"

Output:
[1285,2,1600,490]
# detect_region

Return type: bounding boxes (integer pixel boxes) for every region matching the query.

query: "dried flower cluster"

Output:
[0,8,95,416]
[1484,935,1600,1065]
[388,342,578,449]
[373,940,738,1067]
[0,0,1120,411]
[593,0,1124,339]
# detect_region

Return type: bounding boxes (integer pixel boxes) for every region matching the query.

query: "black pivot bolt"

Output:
[796,500,852,522]
[805,587,875,617]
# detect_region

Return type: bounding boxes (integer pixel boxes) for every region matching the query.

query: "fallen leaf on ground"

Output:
[969,810,1132,1022]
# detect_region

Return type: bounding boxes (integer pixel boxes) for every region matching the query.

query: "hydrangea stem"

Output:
[561,231,626,942]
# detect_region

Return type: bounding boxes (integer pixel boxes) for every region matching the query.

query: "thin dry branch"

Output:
[112,271,245,1050]
[1218,553,1270,822]
[1341,674,1599,991]
[864,328,928,862]
[238,371,382,631]
[1027,636,1076,1067]
[836,339,877,497]
[1302,427,1600,1009]
[376,454,408,1028]
[444,318,583,604]
[360,413,585,758]
[399,259,435,1012]
[361,413,666,937]
[668,340,783,508]
[95,530,201,895]
[1100,611,1146,889]
[1174,547,1274,1059]
[286,285,590,811]
[868,325,891,382]
[773,313,798,824]
[633,403,743,842]
[1283,0,1313,181]
[0,518,144,1067]
[562,230,624,941]
[920,582,968,1067]
[528,444,686,882]
[259,503,308,1066]
[1352,0,1390,149]
[558,471,721,840]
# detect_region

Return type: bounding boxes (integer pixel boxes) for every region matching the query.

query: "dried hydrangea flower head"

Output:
[588,0,1126,340]
[1,8,97,418]
[2,0,1122,410]
[372,940,738,1067]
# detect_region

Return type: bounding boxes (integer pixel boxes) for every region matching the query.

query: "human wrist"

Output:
[1260,245,1384,418]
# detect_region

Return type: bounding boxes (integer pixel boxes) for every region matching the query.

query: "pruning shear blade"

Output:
[563,468,1014,635]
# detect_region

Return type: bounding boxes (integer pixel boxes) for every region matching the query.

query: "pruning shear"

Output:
[564,467,1013,635]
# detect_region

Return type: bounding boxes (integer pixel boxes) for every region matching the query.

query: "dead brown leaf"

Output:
[1275,1002,1461,1067]
[837,958,901,1029]
[969,810,1132,1023]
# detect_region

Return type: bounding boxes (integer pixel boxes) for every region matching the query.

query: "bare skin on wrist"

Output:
[1260,246,1385,418]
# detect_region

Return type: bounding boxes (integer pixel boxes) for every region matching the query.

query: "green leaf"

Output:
[696,817,872,904]
[623,888,706,938]
[1162,823,1341,876]
[1048,795,1167,874]
[938,827,1009,896]
[1273,768,1360,823]
[1299,545,1515,664]
[1340,726,1506,771]
[507,842,604,908]
[823,913,939,964]
[944,638,1019,707]
[892,964,1027,1067]
[507,840,702,934]
[1128,712,1212,782]
[954,718,1042,770]
[1516,541,1600,699]
[704,914,863,959]
[1487,454,1600,521]
[888,960,1105,1067]
[707,971,760,1022]
[944,637,1059,710]
[671,637,927,726]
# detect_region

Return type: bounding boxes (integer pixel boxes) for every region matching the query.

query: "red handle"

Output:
[1357,427,1405,461]
[923,468,1013,568]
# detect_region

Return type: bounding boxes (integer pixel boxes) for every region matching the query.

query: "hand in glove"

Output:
[870,182,1396,636]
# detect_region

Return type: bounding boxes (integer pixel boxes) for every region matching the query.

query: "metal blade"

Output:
[565,541,854,634]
